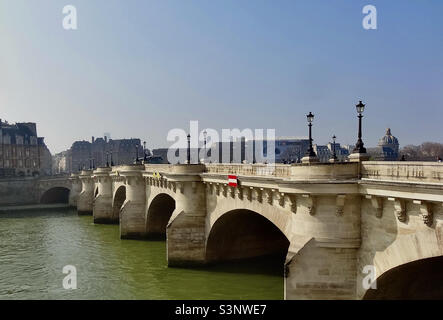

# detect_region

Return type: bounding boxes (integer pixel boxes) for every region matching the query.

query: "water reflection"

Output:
[0,209,283,300]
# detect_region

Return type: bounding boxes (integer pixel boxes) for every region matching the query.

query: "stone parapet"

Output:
[361,161,443,184]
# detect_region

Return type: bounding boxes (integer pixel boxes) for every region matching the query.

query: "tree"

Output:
[400,142,443,161]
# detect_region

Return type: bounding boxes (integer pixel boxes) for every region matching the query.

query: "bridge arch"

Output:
[112,185,126,222]
[206,209,290,265]
[40,187,70,204]
[146,193,176,239]
[363,256,443,299]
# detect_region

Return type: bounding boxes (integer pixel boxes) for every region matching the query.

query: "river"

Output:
[0,209,283,299]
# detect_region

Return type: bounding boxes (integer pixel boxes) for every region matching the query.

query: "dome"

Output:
[378,128,399,147]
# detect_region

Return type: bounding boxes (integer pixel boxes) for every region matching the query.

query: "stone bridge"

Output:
[0,175,72,205]
[65,161,443,300]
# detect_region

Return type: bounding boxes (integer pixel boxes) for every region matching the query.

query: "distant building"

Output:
[314,142,350,163]
[367,128,400,161]
[54,135,147,174]
[151,148,169,164]
[0,119,52,177]
[206,138,310,164]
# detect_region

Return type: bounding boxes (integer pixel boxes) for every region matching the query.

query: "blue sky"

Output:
[1,0,442,153]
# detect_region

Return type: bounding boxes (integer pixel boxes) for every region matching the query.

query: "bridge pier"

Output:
[93,167,114,224]
[119,165,147,239]
[284,194,362,300]
[166,164,208,267]
[77,170,94,215]
[68,174,81,207]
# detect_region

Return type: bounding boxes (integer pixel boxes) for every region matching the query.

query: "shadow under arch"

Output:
[40,187,70,204]
[112,185,126,223]
[363,256,443,300]
[146,193,176,240]
[206,209,290,275]
[94,186,99,198]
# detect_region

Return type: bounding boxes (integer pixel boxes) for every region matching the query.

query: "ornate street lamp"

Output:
[353,101,367,154]
[305,112,317,158]
[203,130,207,162]
[187,134,191,164]
[143,141,148,162]
[332,135,337,161]
[135,144,139,164]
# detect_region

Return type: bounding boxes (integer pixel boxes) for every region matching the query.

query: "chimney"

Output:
[104,135,108,143]
[92,136,95,143]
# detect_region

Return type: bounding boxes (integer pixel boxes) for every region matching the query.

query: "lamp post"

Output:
[187,134,191,164]
[143,141,148,162]
[106,152,109,167]
[302,112,318,163]
[332,135,337,160]
[306,112,316,157]
[203,130,207,163]
[353,101,367,154]
[110,150,114,166]
[135,144,139,164]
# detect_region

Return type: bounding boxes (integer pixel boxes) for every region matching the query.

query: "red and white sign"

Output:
[228,175,238,187]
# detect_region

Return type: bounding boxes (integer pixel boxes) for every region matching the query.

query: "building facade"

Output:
[54,136,147,174]
[313,142,350,163]
[0,119,52,177]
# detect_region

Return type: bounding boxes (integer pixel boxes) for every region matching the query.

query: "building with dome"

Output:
[368,128,400,161]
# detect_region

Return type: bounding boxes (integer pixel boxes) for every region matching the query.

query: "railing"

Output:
[98,162,443,183]
[144,164,174,173]
[361,161,443,184]
[204,164,292,177]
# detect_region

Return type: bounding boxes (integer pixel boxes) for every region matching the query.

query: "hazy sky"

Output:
[1,0,442,154]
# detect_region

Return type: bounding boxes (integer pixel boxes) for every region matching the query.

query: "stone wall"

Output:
[0,178,39,205]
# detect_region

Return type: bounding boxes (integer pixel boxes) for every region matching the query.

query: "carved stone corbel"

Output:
[368,195,384,218]
[302,194,316,215]
[284,194,297,213]
[414,200,433,227]
[251,188,261,203]
[210,183,215,195]
[244,187,252,201]
[234,187,243,200]
[222,185,228,197]
[263,189,273,205]
[176,182,184,194]
[274,191,283,207]
[336,194,346,217]
[389,198,406,222]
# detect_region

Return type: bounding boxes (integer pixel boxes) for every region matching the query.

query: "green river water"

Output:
[0,209,283,300]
